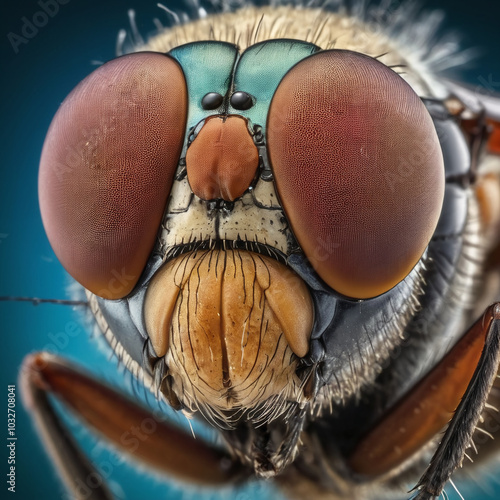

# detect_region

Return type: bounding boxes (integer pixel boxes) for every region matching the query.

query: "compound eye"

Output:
[39,52,187,299]
[230,91,253,110]
[201,92,224,110]
[267,50,444,299]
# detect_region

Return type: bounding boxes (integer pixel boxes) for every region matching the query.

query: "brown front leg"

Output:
[20,352,248,500]
[348,304,500,499]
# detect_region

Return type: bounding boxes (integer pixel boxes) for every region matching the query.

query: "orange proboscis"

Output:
[144,249,313,406]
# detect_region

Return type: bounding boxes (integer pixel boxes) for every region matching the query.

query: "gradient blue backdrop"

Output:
[2,1,500,499]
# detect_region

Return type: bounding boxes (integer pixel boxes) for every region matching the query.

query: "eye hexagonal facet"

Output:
[267,50,445,299]
[39,52,187,299]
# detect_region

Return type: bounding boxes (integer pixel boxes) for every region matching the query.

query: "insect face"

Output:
[20,3,500,500]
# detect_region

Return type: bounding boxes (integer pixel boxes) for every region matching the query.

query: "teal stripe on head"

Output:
[231,40,321,132]
[169,41,239,130]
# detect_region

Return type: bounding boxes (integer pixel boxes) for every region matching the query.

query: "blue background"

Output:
[1,1,500,499]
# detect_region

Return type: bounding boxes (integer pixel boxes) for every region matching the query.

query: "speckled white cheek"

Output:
[218,181,288,253]
[158,177,216,250]
[252,177,282,208]
[157,175,290,255]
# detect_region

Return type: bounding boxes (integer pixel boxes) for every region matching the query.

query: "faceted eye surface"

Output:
[267,50,444,299]
[39,52,187,299]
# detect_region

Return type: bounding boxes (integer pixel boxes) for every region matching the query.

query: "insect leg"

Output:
[20,354,114,500]
[411,304,500,499]
[20,352,248,500]
[347,304,500,499]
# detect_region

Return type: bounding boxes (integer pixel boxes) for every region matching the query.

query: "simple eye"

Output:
[267,50,444,299]
[201,92,224,110]
[230,91,253,110]
[39,52,187,299]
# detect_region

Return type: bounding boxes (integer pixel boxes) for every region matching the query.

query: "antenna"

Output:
[0,296,88,306]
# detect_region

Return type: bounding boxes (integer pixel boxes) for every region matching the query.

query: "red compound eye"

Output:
[267,50,444,299]
[39,52,187,299]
